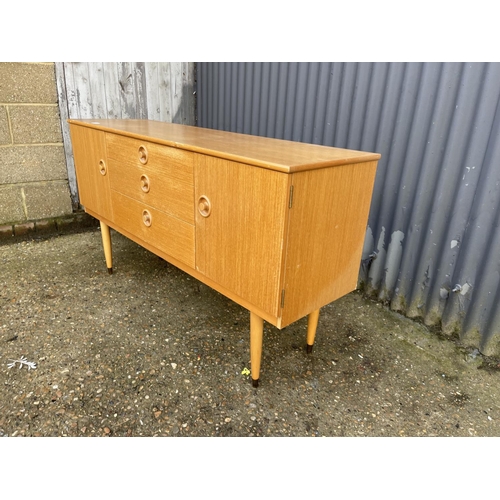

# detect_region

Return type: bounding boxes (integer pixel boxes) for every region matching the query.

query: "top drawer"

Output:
[105,133,194,185]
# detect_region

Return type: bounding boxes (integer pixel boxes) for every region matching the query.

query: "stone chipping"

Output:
[1,229,500,437]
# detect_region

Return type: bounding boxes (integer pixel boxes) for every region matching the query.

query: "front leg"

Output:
[250,312,264,387]
[306,308,320,353]
[99,221,113,274]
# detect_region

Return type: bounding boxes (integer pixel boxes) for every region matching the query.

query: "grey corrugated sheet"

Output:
[197,62,500,355]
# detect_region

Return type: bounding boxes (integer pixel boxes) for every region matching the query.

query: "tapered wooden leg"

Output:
[99,221,113,274]
[306,308,320,353]
[250,312,264,387]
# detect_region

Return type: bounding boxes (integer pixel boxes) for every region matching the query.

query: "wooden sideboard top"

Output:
[68,119,381,173]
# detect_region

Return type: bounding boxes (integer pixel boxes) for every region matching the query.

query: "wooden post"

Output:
[100,221,113,274]
[306,308,320,353]
[250,312,264,387]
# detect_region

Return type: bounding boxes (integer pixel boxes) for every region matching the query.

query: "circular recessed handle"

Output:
[198,195,212,217]
[98,159,107,175]
[138,145,148,164]
[140,174,150,193]
[142,209,152,227]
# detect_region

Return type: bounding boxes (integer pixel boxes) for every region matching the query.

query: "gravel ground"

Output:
[1,228,500,438]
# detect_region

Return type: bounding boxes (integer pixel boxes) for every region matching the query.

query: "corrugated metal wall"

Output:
[55,62,196,207]
[197,62,500,355]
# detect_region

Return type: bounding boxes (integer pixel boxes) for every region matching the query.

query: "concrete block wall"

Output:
[0,63,73,227]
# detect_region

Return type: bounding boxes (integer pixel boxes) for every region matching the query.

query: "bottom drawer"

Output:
[111,190,195,268]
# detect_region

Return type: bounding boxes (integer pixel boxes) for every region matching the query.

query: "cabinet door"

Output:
[195,155,289,319]
[281,161,378,326]
[69,124,113,221]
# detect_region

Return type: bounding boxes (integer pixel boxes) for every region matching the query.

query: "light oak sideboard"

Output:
[68,119,380,387]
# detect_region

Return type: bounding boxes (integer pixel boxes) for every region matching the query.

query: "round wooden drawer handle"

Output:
[98,159,107,175]
[140,174,150,193]
[198,196,212,217]
[142,209,152,227]
[138,145,148,164]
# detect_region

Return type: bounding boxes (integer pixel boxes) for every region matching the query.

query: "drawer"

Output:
[111,191,195,268]
[105,133,193,185]
[108,157,194,223]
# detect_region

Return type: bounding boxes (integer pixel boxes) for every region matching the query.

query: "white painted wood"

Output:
[55,62,79,208]
[145,63,161,121]
[171,62,182,122]
[63,64,80,120]
[133,62,147,119]
[55,62,196,205]
[181,61,195,124]
[159,62,173,123]
[117,62,136,119]
[72,63,93,118]
[87,62,107,118]
[103,62,122,119]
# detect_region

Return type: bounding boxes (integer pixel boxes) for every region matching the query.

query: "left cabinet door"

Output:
[69,124,114,222]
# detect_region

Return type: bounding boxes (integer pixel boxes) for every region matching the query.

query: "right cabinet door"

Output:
[281,161,378,327]
[194,155,289,319]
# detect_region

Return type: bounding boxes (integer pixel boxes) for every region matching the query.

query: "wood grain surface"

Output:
[69,119,380,173]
